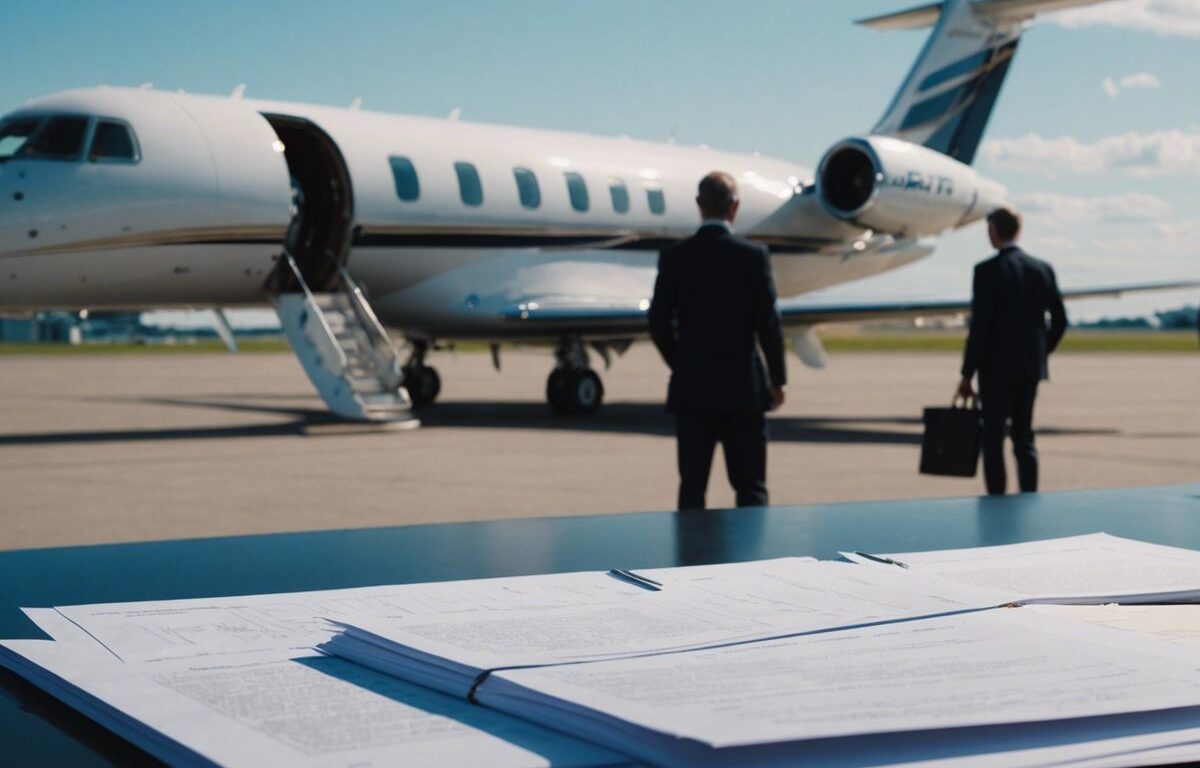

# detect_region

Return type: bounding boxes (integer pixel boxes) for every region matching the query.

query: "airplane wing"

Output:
[777,280,1200,324]
[500,280,1199,335]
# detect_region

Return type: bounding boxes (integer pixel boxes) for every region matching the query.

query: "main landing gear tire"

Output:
[405,365,441,407]
[548,368,604,415]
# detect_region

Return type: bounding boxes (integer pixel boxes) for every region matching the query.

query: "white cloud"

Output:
[1086,218,1200,263]
[1101,71,1163,97]
[1152,219,1200,239]
[1050,0,1200,39]
[1121,72,1163,89]
[1016,191,1172,222]
[981,128,1200,176]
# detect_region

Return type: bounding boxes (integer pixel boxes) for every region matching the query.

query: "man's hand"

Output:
[957,377,975,401]
[768,385,786,412]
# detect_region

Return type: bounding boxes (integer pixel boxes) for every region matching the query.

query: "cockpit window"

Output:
[0,117,42,161]
[23,116,89,160]
[89,120,138,162]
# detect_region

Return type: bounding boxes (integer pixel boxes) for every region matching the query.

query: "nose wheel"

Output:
[405,364,441,407]
[403,340,441,407]
[547,336,604,414]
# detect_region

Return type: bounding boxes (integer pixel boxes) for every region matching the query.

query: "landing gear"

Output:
[547,368,604,414]
[403,340,441,407]
[547,337,604,415]
[406,365,441,407]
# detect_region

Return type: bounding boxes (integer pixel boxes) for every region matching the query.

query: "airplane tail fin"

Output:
[864,0,1109,165]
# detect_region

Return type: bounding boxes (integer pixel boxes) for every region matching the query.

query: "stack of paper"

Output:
[320,534,1200,767]
[2,577,642,767]
[5,533,1200,767]
[474,609,1200,767]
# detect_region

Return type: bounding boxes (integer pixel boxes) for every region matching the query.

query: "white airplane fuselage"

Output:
[0,87,959,340]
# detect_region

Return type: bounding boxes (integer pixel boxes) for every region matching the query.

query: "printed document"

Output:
[0,639,623,768]
[320,559,1005,695]
[843,532,1200,603]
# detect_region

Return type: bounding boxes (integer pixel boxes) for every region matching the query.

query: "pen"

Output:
[607,569,663,591]
[852,551,909,569]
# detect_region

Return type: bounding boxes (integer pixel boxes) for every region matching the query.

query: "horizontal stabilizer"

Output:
[858,2,942,30]
[859,0,1110,30]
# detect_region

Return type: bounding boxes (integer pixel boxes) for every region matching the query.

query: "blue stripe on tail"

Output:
[901,40,1018,164]
[918,49,992,92]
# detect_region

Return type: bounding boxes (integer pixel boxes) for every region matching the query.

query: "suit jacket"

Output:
[648,224,787,413]
[961,245,1067,383]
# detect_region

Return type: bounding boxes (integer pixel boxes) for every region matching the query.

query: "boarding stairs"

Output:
[272,252,417,425]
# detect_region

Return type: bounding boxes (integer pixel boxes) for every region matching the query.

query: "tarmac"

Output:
[1,345,1197,550]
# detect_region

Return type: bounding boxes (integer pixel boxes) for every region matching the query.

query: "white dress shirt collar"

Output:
[700,218,733,233]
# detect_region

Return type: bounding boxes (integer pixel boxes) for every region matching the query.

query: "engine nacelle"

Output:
[816,136,1006,237]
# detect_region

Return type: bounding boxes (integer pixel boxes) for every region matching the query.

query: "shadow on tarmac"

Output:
[0,396,1127,447]
[420,402,1124,445]
[421,401,930,444]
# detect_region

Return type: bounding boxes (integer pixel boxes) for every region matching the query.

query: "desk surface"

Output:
[3,484,1199,766]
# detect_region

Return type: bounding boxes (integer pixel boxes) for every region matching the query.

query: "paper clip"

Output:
[852,552,910,569]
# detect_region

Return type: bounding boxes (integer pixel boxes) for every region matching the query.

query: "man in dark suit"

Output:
[958,207,1067,496]
[649,171,787,510]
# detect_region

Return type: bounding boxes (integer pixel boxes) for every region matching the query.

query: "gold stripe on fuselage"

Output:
[0,225,288,259]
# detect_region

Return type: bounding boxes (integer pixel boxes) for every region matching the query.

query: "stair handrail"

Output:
[337,265,405,391]
[280,250,348,371]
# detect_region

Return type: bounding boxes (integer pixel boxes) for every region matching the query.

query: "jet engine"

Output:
[816,136,1006,237]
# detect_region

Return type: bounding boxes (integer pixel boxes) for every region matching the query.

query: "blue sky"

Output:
[3,0,1197,320]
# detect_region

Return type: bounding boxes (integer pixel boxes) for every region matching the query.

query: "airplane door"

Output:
[261,114,354,292]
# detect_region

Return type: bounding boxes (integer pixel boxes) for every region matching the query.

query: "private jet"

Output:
[0,0,1190,422]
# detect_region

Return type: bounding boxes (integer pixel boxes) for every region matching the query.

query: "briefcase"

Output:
[919,398,981,477]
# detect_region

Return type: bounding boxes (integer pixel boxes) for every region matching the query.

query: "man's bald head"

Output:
[697,171,740,221]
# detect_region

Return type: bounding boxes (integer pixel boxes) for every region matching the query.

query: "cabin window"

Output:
[88,120,138,162]
[455,161,483,207]
[23,116,89,161]
[565,172,589,212]
[609,179,629,214]
[0,117,44,161]
[388,156,420,202]
[646,186,666,215]
[513,167,540,209]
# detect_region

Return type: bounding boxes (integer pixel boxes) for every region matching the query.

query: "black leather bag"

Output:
[920,397,981,477]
